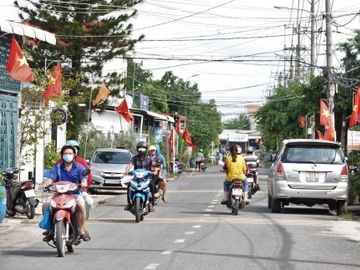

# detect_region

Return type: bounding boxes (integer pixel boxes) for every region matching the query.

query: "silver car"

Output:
[267,139,348,215]
[89,148,132,191]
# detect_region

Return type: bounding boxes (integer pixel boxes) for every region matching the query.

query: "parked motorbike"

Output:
[225,179,246,215]
[2,167,39,219]
[128,169,153,223]
[44,169,90,257]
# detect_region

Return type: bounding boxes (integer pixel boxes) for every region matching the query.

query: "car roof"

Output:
[93,148,131,153]
[282,139,340,147]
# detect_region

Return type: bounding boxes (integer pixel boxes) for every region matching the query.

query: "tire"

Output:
[336,200,347,216]
[248,189,252,199]
[268,194,272,209]
[55,220,66,257]
[271,197,281,213]
[66,245,74,253]
[6,209,16,217]
[233,199,239,215]
[135,197,141,223]
[25,201,35,219]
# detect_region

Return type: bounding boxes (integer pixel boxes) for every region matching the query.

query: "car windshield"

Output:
[282,145,344,164]
[93,151,131,164]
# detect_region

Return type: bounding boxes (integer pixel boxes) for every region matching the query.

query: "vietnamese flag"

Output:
[115,99,134,122]
[324,126,335,141]
[6,36,34,82]
[182,126,193,146]
[92,82,110,106]
[349,87,360,128]
[316,130,324,140]
[320,99,332,126]
[168,129,174,153]
[298,115,306,128]
[44,63,61,105]
[175,118,181,134]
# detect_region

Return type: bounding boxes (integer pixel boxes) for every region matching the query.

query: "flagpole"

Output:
[84,87,94,159]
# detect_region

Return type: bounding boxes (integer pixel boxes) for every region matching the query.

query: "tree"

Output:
[16,0,144,138]
[223,114,250,130]
[255,77,325,150]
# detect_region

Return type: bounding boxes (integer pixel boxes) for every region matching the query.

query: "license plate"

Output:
[105,179,121,184]
[306,172,320,182]
[24,189,35,197]
[232,188,242,196]
[247,178,254,183]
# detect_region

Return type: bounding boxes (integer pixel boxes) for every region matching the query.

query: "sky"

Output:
[1,0,360,119]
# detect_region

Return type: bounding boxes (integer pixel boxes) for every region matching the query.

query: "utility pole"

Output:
[295,23,301,79]
[325,0,335,135]
[310,0,315,76]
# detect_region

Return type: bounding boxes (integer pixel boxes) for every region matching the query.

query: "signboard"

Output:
[140,94,149,111]
[347,130,360,151]
[154,126,163,143]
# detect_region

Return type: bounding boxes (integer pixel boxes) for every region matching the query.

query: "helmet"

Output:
[66,140,80,153]
[246,146,254,153]
[136,141,148,155]
[149,145,156,151]
[60,145,76,156]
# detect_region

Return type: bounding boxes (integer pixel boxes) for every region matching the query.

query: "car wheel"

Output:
[271,197,281,213]
[267,194,272,209]
[336,200,347,216]
[328,201,337,211]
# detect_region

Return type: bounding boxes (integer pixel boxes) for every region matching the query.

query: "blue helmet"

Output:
[66,140,80,152]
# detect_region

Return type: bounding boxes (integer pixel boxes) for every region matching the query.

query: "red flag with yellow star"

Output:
[349,87,360,128]
[6,36,34,82]
[324,126,335,141]
[44,63,61,105]
[320,99,332,126]
[168,129,174,153]
[115,99,134,122]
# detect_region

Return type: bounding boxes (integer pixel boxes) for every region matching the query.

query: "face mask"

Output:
[63,154,74,163]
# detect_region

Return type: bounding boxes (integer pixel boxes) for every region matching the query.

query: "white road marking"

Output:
[161,250,173,255]
[210,201,217,204]
[144,263,160,270]
[208,205,215,208]
[205,209,214,212]
[174,239,186,243]
[192,225,201,229]
[184,231,194,235]
[203,214,211,217]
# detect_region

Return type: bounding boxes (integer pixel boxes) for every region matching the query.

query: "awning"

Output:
[146,111,169,121]
[0,20,56,45]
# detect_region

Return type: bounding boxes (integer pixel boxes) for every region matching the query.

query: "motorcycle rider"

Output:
[149,145,168,204]
[221,144,250,205]
[42,145,90,242]
[244,146,260,191]
[124,142,155,212]
[195,149,205,172]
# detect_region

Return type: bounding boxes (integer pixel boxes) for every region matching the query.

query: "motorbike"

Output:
[128,169,153,223]
[2,167,39,219]
[225,179,246,215]
[246,163,258,199]
[45,169,90,257]
[200,161,206,172]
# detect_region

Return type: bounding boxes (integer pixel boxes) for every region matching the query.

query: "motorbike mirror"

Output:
[82,169,91,177]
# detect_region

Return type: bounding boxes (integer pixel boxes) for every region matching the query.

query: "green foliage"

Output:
[78,129,137,160]
[223,114,250,129]
[44,142,59,169]
[255,77,326,150]
[17,0,144,138]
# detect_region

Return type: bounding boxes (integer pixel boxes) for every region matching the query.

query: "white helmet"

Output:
[246,146,254,153]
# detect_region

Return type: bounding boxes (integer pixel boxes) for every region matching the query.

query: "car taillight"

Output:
[275,162,285,180]
[340,165,348,181]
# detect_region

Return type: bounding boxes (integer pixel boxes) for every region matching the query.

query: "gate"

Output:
[0,33,21,171]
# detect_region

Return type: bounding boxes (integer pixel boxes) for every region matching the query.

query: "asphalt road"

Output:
[1,166,360,270]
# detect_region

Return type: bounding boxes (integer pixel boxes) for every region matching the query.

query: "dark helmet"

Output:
[60,145,76,155]
[136,141,148,155]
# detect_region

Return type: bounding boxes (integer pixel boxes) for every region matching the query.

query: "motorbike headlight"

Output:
[50,199,57,208]
[65,199,76,209]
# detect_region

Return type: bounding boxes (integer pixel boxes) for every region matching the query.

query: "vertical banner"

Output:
[140,94,149,110]
[154,126,163,143]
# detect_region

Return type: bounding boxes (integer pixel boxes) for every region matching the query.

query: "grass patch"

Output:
[340,212,355,220]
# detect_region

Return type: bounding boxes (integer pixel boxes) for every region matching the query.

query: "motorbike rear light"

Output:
[276,162,286,180]
[340,165,348,182]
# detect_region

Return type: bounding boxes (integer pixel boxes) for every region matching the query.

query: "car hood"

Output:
[90,163,127,173]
